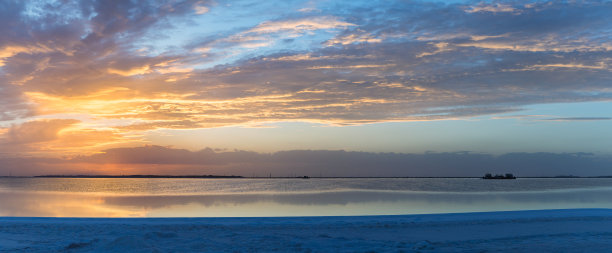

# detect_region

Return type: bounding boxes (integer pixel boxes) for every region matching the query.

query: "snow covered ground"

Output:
[1,209,612,252]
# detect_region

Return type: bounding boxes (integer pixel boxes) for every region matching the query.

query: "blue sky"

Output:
[144,101,612,155]
[0,0,611,175]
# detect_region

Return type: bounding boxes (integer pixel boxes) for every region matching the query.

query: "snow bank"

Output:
[1,209,612,252]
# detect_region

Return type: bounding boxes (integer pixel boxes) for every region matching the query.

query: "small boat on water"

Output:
[482,173,516,179]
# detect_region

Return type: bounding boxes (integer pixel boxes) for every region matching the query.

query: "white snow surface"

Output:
[1,209,612,252]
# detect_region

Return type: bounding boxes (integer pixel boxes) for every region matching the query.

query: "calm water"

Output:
[1,178,612,217]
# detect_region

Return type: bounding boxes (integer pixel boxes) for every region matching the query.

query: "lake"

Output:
[1,178,612,217]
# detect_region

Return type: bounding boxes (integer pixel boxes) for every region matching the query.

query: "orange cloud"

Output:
[53,128,139,151]
[3,119,79,145]
[108,65,151,76]
[0,117,145,156]
[0,45,52,66]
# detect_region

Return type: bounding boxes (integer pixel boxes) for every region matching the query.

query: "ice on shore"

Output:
[1,209,612,252]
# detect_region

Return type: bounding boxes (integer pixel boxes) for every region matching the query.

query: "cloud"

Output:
[2,119,79,145]
[0,157,67,176]
[0,0,611,147]
[306,64,395,69]
[416,42,452,57]
[544,117,612,121]
[107,66,151,76]
[8,145,598,177]
[0,45,52,66]
[465,3,518,14]
[0,118,143,155]
[207,16,355,51]
[194,1,209,14]
[0,84,32,121]
[325,32,382,46]
[248,16,355,34]
[491,115,612,122]
[525,63,609,71]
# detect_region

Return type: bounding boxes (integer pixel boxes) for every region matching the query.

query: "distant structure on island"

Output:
[482,173,516,179]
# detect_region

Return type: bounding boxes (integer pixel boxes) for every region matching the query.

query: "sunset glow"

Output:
[1,0,611,176]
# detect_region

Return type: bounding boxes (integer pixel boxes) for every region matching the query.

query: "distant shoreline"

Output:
[0,175,611,179]
[32,175,244,179]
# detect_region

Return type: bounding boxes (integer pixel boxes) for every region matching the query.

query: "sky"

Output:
[0,0,611,176]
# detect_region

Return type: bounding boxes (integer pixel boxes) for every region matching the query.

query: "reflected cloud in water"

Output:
[2,189,612,217]
[0,191,145,217]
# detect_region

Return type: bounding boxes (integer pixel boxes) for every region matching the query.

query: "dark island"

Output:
[482,173,516,179]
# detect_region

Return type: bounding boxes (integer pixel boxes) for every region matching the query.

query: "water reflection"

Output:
[2,188,612,217]
[3,178,612,194]
[0,191,143,217]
